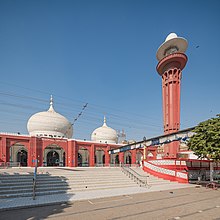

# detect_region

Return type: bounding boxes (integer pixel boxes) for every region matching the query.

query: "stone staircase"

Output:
[129,166,179,186]
[0,167,138,198]
[0,166,183,199]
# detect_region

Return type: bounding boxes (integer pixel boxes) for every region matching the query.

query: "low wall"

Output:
[143,160,188,183]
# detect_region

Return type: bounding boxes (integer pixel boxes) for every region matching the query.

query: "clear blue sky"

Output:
[0,0,219,141]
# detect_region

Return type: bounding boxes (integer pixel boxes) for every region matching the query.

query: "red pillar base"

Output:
[164,141,179,159]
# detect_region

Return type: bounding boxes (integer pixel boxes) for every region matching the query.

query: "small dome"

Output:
[91,117,118,144]
[27,96,73,138]
[165,33,177,42]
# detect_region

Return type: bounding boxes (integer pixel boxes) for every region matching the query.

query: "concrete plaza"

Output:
[0,186,220,220]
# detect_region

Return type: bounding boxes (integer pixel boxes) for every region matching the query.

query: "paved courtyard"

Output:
[1,186,220,220]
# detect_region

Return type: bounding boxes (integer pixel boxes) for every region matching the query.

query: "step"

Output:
[0,189,68,199]
[0,185,71,195]
[0,182,69,191]
[67,184,139,192]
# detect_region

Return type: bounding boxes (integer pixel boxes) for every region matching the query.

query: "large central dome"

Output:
[91,117,118,144]
[27,96,73,138]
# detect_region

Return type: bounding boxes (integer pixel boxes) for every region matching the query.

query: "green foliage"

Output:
[188,114,220,161]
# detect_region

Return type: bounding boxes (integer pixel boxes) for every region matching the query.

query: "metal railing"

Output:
[33,160,38,200]
[121,165,150,188]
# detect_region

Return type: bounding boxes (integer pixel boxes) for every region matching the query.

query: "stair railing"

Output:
[121,165,150,188]
[33,160,38,200]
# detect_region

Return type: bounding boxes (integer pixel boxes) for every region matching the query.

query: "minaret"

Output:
[156,33,188,158]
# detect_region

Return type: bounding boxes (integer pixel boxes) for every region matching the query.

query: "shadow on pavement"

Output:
[0,200,72,220]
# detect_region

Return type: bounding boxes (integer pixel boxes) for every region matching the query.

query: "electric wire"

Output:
[0,81,164,140]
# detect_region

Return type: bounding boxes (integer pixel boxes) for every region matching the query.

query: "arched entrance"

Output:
[17,149,28,166]
[95,150,105,166]
[47,151,59,166]
[78,148,89,167]
[10,144,28,166]
[110,153,119,165]
[136,151,143,165]
[124,151,131,165]
[44,145,65,166]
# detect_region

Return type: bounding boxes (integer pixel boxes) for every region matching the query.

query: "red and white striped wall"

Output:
[143,159,188,183]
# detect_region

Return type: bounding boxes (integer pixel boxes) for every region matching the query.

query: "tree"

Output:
[188,114,220,182]
[188,114,220,161]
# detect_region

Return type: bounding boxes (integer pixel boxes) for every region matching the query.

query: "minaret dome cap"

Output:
[156,32,188,61]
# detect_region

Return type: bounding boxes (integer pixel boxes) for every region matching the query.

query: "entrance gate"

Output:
[47,151,59,166]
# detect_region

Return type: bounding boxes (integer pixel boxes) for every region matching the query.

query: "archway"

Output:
[136,151,143,165]
[44,144,65,166]
[47,151,59,166]
[95,150,105,166]
[10,144,28,166]
[110,153,119,165]
[124,151,132,165]
[78,148,89,167]
[17,149,28,166]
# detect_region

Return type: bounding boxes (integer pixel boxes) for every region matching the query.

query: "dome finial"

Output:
[103,115,107,126]
[50,95,53,106]
[48,95,55,112]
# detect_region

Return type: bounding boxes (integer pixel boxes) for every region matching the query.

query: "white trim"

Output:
[144,161,175,176]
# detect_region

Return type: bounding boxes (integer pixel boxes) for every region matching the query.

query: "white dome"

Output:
[27,96,73,139]
[91,117,118,144]
[165,33,177,41]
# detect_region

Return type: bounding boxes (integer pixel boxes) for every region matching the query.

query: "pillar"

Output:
[131,150,136,165]
[143,145,146,160]
[6,140,10,162]
[0,136,7,162]
[89,144,95,167]
[67,140,74,167]
[73,141,77,167]
[29,137,37,167]
[36,138,43,166]
[119,152,124,165]
[105,146,110,166]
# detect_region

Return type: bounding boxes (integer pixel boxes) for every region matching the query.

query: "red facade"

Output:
[0,133,141,167]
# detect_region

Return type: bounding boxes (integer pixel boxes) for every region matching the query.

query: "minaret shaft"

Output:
[157,52,187,158]
[162,68,181,134]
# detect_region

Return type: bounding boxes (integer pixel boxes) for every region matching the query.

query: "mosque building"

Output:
[1,32,206,177]
[0,96,143,167]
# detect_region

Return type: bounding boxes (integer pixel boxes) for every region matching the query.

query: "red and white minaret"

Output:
[156,33,188,158]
